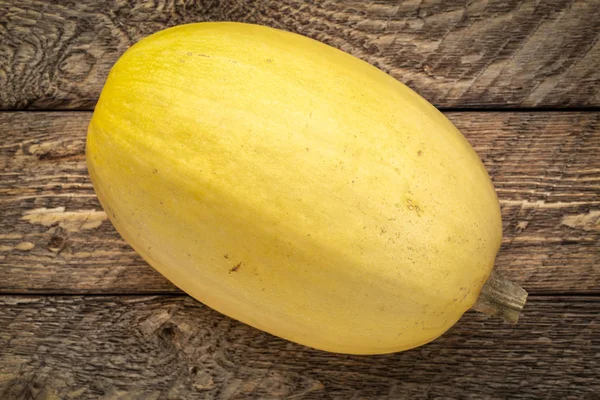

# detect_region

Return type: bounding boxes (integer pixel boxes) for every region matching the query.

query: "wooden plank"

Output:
[1,0,599,110]
[0,295,598,399]
[1,112,599,295]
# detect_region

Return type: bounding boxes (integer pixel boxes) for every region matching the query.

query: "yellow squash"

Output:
[87,22,522,355]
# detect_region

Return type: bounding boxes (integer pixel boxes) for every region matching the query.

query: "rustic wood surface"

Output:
[2,0,600,110]
[1,295,598,400]
[2,111,598,295]
[2,1,600,398]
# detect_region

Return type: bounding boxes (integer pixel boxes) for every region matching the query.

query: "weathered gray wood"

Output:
[1,112,598,294]
[1,0,599,109]
[0,295,598,399]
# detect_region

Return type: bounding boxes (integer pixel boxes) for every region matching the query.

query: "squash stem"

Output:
[471,269,528,324]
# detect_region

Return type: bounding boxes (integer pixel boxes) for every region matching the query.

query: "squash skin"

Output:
[86,22,502,354]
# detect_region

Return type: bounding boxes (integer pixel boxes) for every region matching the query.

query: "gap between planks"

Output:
[1,291,597,298]
[3,107,600,113]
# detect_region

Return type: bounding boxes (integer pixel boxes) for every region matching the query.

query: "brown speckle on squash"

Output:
[229,262,242,273]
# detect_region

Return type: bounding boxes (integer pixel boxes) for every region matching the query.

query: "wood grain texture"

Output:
[1,0,599,110]
[0,295,598,399]
[1,112,599,294]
